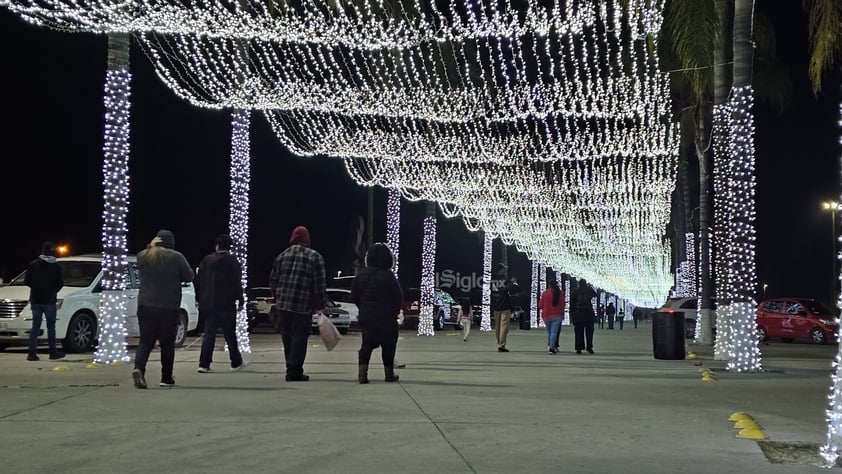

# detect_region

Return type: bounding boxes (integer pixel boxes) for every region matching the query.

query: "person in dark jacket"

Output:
[606,301,617,330]
[571,279,597,354]
[196,234,247,373]
[491,275,520,352]
[351,243,403,384]
[25,241,65,361]
[132,230,194,389]
[269,226,326,382]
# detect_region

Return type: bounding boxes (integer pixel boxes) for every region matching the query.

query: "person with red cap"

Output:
[269,226,327,381]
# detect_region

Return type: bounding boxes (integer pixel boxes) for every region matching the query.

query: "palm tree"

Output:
[804,0,842,465]
[94,32,131,365]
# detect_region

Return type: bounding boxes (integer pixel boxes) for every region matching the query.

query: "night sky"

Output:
[1,2,840,307]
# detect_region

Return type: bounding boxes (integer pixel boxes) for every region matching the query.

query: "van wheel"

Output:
[435,312,445,331]
[756,326,768,342]
[0,343,7,352]
[174,312,188,348]
[810,328,827,345]
[63,312,96,353]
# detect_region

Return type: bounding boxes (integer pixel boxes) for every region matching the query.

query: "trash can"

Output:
[519,311,531,330]
[652,311,685,360]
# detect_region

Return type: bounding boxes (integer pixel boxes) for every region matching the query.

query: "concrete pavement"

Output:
[0,323,838,473]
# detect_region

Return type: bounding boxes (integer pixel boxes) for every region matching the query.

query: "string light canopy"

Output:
[0,0,679,308]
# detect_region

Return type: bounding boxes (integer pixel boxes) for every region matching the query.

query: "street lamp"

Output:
[762,283,768,300]
[822,201,840,304]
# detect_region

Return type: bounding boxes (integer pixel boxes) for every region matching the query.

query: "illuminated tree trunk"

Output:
[724,0,761,373]
[94,33,131,365]
[480,231,492,331]
[418,201,436,336]
[229,110,251,353]
[386,187,400,278]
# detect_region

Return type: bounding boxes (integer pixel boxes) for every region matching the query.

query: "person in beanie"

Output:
[196,234,247,374]
[351,243,403,384]
[132,230,194,389]
[269,226,326,382]
[25,241,65,361]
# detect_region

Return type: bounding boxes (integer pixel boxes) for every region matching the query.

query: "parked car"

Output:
[326,288,359,327]
[0,254,199,353]
[268,297,350,335]
[472,305,525,327]
[246,287,274,329]
[401,287,421,328]
[655,297,702,339]
[756,298,839,344]
[432,289,462,330]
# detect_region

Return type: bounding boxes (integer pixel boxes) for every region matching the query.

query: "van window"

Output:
[679,299,698,309]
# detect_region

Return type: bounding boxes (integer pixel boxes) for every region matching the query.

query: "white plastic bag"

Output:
[318,314,341,351]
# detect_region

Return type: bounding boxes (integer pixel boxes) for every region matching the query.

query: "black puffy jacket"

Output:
[350,268,403,328]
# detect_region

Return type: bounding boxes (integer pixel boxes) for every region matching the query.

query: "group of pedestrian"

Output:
[536,279,600,355]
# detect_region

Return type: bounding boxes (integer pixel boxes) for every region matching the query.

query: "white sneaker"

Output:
[197,367,213,373]
[231,360,250,372]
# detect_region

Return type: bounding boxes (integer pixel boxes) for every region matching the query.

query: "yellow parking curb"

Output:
[51,365,70,372]
[688,352,697,359]
[737,428,767,440]
[729,412,753,422]
[85,363,101,369]
[734,419,761,430]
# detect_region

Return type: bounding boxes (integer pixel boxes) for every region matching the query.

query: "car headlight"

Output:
[56,299,63,310]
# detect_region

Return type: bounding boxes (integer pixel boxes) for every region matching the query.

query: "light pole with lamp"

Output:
[822,201,839,305]
[762,283,768,300]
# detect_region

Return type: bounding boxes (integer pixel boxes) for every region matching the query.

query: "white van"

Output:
[0,254,198,353]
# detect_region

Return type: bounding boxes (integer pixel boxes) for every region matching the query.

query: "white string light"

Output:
[481,232,492,331]
[94,63,131,365]
[822,91,842,467]
[530,259,539,328]
[228,109,251,354]
[387,187,400,278]
[418,205,436,336]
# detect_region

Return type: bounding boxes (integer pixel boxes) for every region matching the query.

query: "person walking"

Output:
[617,309,625,330]
[132,230,195,389]
[606,301,616,330]
[571,279,597,354]
[269,226,326,382]
[596,303,606,329]
[632,307,641,328]
[458,298,473,342]
[491,274,520,352]
[25,241,65,361]
[539,280,565,354]
[195,234,248,374]
[351,243,403,384]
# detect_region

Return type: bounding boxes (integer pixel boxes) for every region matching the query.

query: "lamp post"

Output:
[762,283,768,300]
[822,201,839,304]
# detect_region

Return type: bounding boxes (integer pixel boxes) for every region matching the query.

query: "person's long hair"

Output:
[461,298,471,314]
[549,280,561,306]
[139,244,167,265]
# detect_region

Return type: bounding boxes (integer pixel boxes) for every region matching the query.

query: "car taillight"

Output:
[667,309,675,314]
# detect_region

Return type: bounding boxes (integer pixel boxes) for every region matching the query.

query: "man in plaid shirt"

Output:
[269,226,326,381]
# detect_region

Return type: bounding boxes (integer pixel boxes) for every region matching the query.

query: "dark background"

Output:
[0,1,840,306]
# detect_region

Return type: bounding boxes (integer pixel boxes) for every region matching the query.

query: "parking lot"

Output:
[0,324,837,473]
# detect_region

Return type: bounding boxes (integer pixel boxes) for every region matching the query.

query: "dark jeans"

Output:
[607,315,615,329]
[573,321,595,351]
[134,306,178,381]
[358,322,399,368]
[617,316,624,330]
[278,310,311,377]
[199,310,243,369]
[28,303,58,356]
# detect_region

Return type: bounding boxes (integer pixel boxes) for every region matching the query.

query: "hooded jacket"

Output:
[24,255,63,304]
[137,230,195,310]
[195,251,243,312]
[350,244,403,328]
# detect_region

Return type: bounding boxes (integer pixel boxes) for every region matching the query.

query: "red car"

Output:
[755,298,839,344]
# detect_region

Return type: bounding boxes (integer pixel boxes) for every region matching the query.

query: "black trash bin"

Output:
[652,311,685,360]
[519,311,530,330]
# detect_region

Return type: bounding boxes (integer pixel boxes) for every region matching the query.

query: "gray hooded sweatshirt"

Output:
[137,230,195,309]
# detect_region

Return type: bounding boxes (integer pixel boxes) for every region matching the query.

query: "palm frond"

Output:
[806,0,842,93]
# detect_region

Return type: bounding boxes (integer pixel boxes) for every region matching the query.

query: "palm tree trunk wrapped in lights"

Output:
[723,0,761,373]
[94,33,132,365]
[418,201,437,336]
[229,109,251,354]
[480,232,492,331]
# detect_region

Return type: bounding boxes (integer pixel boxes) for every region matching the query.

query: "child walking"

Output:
[459,298,473,341]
